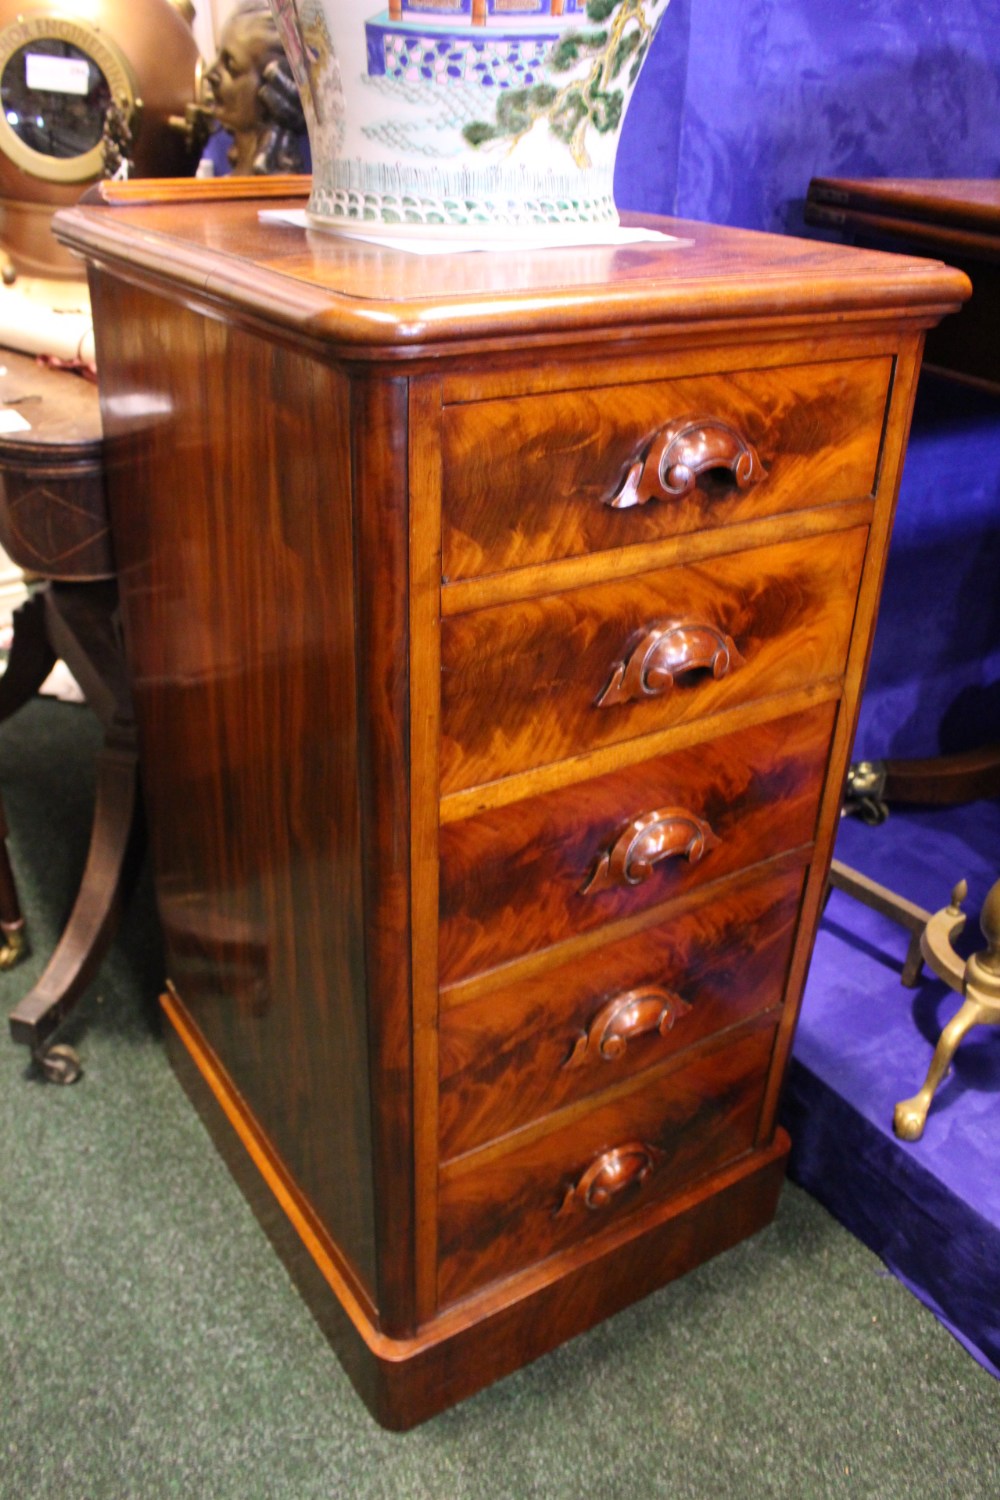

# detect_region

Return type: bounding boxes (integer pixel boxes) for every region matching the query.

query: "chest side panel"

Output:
[89,271,379,1301]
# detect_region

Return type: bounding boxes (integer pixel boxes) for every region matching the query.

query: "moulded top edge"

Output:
[52,194,972,356]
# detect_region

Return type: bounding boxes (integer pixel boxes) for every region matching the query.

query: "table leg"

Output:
[0,590,58,722]
[0,589,59,970]
[7,720,141,1079]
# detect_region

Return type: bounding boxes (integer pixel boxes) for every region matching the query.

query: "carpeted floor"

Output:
[1,698,998,1500]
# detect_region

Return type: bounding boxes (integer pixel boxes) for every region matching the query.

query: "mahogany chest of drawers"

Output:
[54,181,967,1428]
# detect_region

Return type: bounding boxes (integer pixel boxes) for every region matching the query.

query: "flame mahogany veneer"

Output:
[439,528,868,789]
[53,180,969,1429]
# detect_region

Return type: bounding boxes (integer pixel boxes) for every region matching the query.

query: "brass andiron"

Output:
[894,876,1000,1141]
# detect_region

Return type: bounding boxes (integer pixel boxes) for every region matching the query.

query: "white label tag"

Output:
[0,408,32,433]
[25,52,91,96]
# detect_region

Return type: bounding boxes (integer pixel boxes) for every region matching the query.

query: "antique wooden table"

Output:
[806,177,1000,398]
[805,176,1000,1135]
[0,348,139,1081]
[807,177,1000,812]
[54,179,967,1427]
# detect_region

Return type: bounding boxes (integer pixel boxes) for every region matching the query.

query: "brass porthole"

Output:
[0,14,135,183]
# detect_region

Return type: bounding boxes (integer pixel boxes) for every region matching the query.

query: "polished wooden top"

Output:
[53,178,970,361]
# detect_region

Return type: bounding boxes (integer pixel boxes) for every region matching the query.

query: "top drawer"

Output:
[441,356,891,580]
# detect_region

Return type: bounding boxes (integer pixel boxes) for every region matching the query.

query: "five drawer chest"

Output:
[55,180,968,1428]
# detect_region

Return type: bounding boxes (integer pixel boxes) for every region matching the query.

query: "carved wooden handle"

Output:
[596,620,745,707]
[581,806,719,895]
[563,985,691,1069]
[556,1141,661,1216]
[608,416,764,509]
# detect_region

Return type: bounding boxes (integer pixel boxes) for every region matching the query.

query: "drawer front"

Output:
[438,1017,777,1304]
[441,357,890,580]
[441,527,866,793]
[438,701,835,985]
[439,863,805,1159]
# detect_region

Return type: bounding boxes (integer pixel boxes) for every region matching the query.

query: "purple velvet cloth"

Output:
[854,377,1000,761]
[616,0,1000,232]
[782,802,1000,1379]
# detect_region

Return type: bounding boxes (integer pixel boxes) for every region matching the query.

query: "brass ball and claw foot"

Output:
[0,918,28,969]
[894,876,1000,1141]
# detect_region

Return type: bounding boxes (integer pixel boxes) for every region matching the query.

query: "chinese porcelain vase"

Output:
[270,0,671,233]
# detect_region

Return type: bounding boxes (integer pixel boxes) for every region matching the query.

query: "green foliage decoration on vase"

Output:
[463,0,666,169]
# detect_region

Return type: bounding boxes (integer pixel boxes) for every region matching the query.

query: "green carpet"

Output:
[1,698,998,1500]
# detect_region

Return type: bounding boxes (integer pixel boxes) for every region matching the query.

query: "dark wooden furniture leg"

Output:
[882,745,1000,805]
[0,591,58,719]
[0,590,61,971]
[8,720,140,1081]
[5,582,142,1082]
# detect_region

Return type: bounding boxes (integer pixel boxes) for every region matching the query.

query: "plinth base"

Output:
[163,984,790,1429]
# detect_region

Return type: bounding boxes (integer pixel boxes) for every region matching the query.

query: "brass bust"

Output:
[204,0,306,175]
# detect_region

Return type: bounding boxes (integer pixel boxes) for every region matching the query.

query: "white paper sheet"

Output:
[258,208,678,254]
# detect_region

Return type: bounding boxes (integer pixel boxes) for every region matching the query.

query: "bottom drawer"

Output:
[437,1015,777,1306]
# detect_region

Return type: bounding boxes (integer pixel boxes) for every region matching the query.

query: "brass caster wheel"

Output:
[843,760,889,824]
[857,796,889,826]
[38,1043,83,1085]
